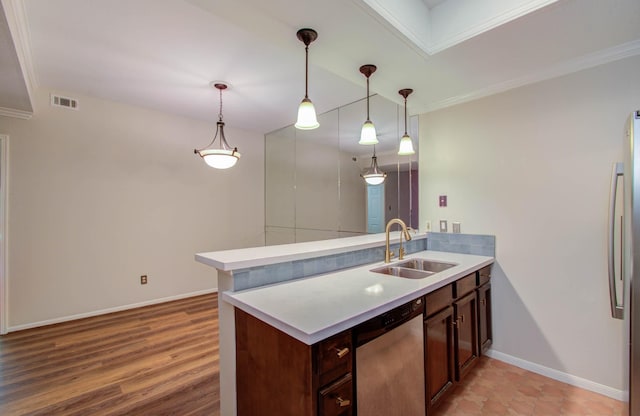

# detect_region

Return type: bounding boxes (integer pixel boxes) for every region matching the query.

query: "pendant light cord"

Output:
[403,97,408,135]
[304,44,309,99]
[366,76,370,120]
[218,87,224,122]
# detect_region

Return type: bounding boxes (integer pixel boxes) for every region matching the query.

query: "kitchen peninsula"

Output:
[196,231,495,416]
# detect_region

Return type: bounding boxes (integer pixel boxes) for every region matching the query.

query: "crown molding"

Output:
[422,39,640,114]
[1,0,38,104]
[0,106,32,119]
[428,0,558,54]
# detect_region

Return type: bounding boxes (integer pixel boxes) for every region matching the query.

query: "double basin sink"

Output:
[371,258,457,279]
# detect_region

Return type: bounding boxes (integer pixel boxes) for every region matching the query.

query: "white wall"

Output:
[420,55,640,394]
[0,88,265,329]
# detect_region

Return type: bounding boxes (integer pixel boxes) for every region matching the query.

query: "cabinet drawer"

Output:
[425,284,453,317]
[319,373,353,416]
[454,273,476,298]
[477,265,492,286]
[317,330,352,378]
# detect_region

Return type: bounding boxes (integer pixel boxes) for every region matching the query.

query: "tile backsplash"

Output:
[426,232,495,257]
[232,238,427,291]
[232,233,495,291]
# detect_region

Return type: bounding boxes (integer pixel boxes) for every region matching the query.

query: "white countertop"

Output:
[195,232,426,271]
[223,250,493,345]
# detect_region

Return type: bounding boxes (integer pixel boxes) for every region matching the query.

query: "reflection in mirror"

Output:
[265,94,418,245]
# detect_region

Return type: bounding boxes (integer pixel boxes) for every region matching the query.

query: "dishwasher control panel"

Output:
[355,297,424,346]
[382,298,423,326]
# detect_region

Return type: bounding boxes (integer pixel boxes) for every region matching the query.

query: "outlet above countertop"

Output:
[223,250,493,345]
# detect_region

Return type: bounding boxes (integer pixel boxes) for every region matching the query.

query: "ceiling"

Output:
[2,0,640,148]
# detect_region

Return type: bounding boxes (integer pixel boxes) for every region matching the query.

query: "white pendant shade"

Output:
[363,173,386,185]
[295,98,319,130]
[398,133,415,155]
[359,120,378,145]
[200,149,241,169]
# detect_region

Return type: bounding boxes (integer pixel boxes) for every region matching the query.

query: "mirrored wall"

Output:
[265,94,419,245]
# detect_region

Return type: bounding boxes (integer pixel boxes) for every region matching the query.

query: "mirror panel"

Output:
[265,94,418,245]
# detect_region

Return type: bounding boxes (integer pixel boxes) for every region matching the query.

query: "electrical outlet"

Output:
[452,222,461,233]
[140,275,148,285]
[439,220,448,232]
[425,220,431,232]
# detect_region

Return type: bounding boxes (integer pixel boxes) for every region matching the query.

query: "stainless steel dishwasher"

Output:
[355,298,425,416]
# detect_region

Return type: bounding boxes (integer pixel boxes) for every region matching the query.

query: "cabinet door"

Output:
[477,283,492,354]
[454,292,478,381]
[424,305,455,414]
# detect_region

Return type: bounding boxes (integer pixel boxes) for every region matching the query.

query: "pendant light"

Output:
[295,28,319,130]
[361,146,386,185]
[359,64,378,145]
[194,82,241,169]
[397,88,416,155]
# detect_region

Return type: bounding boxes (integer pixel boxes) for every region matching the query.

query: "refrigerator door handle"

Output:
[608,161,624,319]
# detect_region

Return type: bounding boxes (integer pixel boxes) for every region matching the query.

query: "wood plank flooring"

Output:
[0,293,220,416]
[1,292,627,416]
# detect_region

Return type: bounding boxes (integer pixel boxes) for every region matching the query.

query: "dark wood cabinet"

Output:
[319,374,353,416]
[235,264,493,416]
[235,309,353,416]
[477,265,493,354]
[477,282,492,354]
[424,266,492,414]
[453,291,479,380]
[424,305,456,414]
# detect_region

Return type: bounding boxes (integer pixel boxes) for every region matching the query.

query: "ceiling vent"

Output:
[50,94,79,110]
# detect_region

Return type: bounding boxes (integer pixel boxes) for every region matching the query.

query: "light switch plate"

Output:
[452,222,461,233]
[439,220,448,232]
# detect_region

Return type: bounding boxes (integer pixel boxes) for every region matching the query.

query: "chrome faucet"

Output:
[385,218,412,263]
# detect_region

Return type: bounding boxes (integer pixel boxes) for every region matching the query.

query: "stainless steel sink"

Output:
[370,266,434,279]
[396,259,457,273]
[370,259,457,279]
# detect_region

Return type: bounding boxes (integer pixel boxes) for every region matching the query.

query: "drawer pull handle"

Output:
[336,397,351,407]
[335,347,350,358]
[459,314,465,323]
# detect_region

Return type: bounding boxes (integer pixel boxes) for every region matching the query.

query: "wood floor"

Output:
[0,293,220,416]
[1,292,626,416]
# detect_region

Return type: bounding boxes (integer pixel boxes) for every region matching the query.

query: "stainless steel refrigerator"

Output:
[609,110,640,415]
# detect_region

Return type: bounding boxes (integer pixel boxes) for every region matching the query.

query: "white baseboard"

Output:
[486,349,629,402]
[7,288,218,333]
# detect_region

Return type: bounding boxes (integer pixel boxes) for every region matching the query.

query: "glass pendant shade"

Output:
[194,83,241,169]
[361,154,386,185]
[295,97,319,130]
[398,133,415,155]
[359,120,378,145]
[201,151,240,169]
[363,172,386,185]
